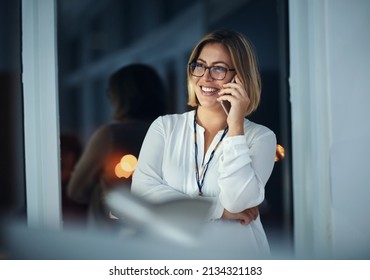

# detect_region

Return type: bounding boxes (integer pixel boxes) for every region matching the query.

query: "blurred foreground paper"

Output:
[105,188,212,246]
[1,189,296,259]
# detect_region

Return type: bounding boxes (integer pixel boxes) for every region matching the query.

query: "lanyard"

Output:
[193,110,228,196]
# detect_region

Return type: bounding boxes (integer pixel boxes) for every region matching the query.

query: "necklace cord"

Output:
[193,109,228,195]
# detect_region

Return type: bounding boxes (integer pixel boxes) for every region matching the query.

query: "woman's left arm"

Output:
[217,130,277,213]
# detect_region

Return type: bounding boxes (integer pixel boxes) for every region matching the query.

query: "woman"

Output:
[67,63,167,228]
[131,30,276,255]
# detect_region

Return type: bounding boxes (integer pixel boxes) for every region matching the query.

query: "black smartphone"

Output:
[221,100,230,115]
[220,77,236,115]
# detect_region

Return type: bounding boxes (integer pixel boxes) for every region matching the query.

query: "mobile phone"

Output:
[220,77,236,115]
[221,100,230,116]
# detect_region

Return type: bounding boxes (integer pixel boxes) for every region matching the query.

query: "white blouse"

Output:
[131,110,277,255]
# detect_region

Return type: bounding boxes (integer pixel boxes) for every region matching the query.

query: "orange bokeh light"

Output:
[114,154,138,178]
[120,154,138,172]
[115,163,131,178]
[275,144,285,162]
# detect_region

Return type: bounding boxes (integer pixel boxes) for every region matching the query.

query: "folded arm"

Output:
[131,118,190,203]
[214,131,276,220]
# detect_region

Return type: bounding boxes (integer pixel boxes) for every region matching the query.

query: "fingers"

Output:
[221,207,260,225]
[247,206,259,219]
[219,83,243,98]
[239,207,259,224]
[218,77,248,103]
[221,75,242,91]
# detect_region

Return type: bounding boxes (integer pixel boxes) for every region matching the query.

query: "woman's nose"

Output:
[202,68,213,81]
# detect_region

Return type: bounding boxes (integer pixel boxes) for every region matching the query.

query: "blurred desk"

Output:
[1,220,291,260]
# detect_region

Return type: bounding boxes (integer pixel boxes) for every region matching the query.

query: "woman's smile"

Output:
[200,86,220,96]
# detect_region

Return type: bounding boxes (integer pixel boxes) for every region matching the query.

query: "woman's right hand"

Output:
[221,206,259,225]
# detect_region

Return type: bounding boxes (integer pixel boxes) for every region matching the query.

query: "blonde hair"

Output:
[187,30,261,116]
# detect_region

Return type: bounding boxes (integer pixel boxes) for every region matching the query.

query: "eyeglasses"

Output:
[189,62,235,80]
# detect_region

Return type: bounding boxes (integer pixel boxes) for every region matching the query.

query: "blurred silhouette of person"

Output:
[60,133,87,229]
[67,63,167,229]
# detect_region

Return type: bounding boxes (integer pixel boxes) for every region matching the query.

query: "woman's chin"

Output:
[198,101,223,111]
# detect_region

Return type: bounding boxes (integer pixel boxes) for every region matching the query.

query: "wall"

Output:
[327,0,370,258]
[289,0,370,259]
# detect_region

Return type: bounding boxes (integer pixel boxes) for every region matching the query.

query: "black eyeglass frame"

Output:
[189,62,236,80]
